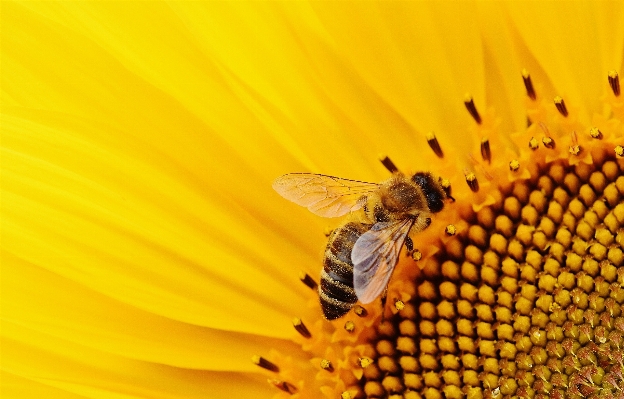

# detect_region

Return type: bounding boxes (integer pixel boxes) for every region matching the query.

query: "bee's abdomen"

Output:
[320,222,371,320]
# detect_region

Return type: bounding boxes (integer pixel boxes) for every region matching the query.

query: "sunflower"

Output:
[2,1,623,399]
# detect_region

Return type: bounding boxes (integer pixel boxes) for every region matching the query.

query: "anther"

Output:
[341,392,352,399]
[268,379,297,394]
[609,70,620,96]
[554,96,568,117]
[529,137,539,150]
[292,317,311,338]
[344,320,355,332]
[522,69,537,100]
[353,305,368,317]
[569,145,581,156]
[252,355,280,372]
[395,300,405,311]
[412,250,423,261]
[379,154,399,174]
[358,357,374,368]
[480,137,491,163]
[299,272,318,290]
[589,127,602,139]
[465,172,479,192]
[445,224,457,236]
[615,146,624,157]
[509,160,520,172]
[320,359,334,372]
[542,137,555,149]
[426,132,444,157]
[464,94,482,124]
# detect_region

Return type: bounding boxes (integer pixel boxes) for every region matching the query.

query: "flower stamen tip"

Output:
[412,249,423,261]
[268,379,297,394]
[464,94,482,124]
[379,154,399,174]
[359,357,374,368]
[529,137,539,150]
[509,160,520,171]
[481,137,491,163]
[299,272,318,290]
[353,305,368,317]
[395,300,405,311]
[426,131,444,158]
[464,172,479,192]
[344,320,355,332]
[554,96,568,117]
[522,69,537,100]
[445,224,457,236]
[615,146,624,158]
[542,137,555,149]
[320,359,334,372]
[609,70,620,96]
[589,127,602,139]
[252,355,279,372]
[292,317,311,338]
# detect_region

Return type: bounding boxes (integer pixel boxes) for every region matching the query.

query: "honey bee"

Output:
[273,172,449,320]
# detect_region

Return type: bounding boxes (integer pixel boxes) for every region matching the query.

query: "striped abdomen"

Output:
[319,222,372,320]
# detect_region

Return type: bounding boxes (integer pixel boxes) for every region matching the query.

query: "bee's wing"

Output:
[272,173,380,218]
[352,218,414,304]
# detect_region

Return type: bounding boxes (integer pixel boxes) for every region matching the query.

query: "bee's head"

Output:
[411,172,446,213]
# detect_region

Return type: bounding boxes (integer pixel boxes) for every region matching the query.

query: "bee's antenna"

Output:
[379,154,399,174]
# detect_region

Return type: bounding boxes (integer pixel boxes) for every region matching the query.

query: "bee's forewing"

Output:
[352,218,414,304]
[272,173,379,218]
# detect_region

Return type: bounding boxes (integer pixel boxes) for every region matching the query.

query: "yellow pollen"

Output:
[616,145,624,157]
[465,172,478,192]
[359,357,374,368]
[344,320,355,332]
[554,96,568,117]
[445,224,457,236]
[589,127,602,139]
[509,159,520,171]
[353,304,368,317]
[529,137,539,149]
[412,249,422,261]
[320,359,333,371]
[569,145,581,156]
[542,136,555,148]
[341,392,352,399]
[395,300,405,311]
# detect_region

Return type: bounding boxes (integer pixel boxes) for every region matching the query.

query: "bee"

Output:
[273,172,449,320]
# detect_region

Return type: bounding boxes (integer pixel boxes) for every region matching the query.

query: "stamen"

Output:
[299,272,318,290]
[395,300,405,311]
[252,355,280,372]
[569,145,581,156]
[609,70,620,96]
[359,357,373,368]
[341,392,352,399]
[268,379,297,394]
[522,69,537,100]
[292,317,311,338]
[542,137,555,149]
[445,224,457,236]
[320,359,334,372]
[465,171,479,192]
[481,137,491,163]
[412,249,422,261]
[529,137,539,150]
[353,305,367,317]
[344,320,355,332]
[589,127,602,139]
[509,160,520,172]
[554,96,568,117]
[615,146,624,157]
[379,154,399,173]
[426,132,444,157]
[464,94,482,124]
